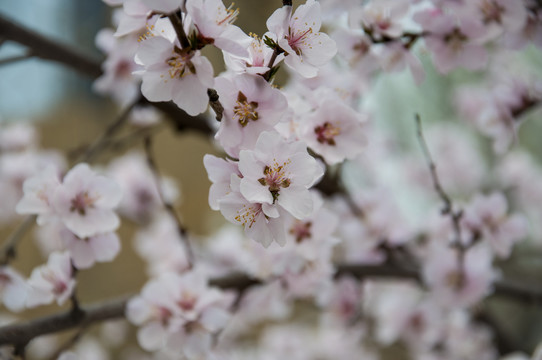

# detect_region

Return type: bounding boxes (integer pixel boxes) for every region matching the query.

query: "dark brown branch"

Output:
[167,12,190,49]
[0,14,213,138]
[283,0,292,6]
[0,15,102,78]
[0,265,539,348]
[0,296,129,347]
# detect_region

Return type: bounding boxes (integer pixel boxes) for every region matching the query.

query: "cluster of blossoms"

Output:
[2,0,542,359]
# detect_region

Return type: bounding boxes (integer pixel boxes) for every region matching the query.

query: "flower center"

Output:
[290,221,312,243]
[234,203,262,229]
[315,122,341,145]
[258,161,291,202]
[288,27,313,55]
[234,91,259,127]
[166,49,195,80]
[70,191,96,216]
[480,0,505,24]
[178,291,197,312]
[445,270,465,290]
[444,28,468,52]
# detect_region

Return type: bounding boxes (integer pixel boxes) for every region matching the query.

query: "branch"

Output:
[0,215,36,266]
[0,52,33,66]
[0,264,539,348]
[0,13,213,137]
[0,15,101,78]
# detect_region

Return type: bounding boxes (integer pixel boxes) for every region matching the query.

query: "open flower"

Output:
[135,22,214,116]
[26,251,75,308]
[238,131,324,220]
[298,96,367,165]
[214,74,288,157]
[266,0,337,78]
[52,163,122,238]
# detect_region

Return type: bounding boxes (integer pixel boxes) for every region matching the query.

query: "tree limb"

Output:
[0,13,213,137]
[0,264,539,348]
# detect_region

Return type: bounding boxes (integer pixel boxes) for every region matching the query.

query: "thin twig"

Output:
[0,53,33,66]
[0,215,36,266]
[143,135,195,266]
[207,88,224,121]
[77,99,140,163]
[168,12,190,50]
[415,114,467,285]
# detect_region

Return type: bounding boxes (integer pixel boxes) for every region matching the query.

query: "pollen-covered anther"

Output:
[287,27,314,55]
[216,3,239,26]
[233,91,259,127]
[314,121,341,145]
[258,162,292,202]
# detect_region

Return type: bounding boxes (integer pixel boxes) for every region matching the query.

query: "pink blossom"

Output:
[26,251,76,308]
[0,267,27,312]
[59,226,121,270]
[219,177,287,247]
[136,30,214,116]
[223,33,283,75]
[462,192,527,259]
[415,9,488,73]
[107,152,178,223]
[422,243,498,308]
[203,154,240,211]
[238,131,324,220]
[16,165,61,226]
[134,214,191,276]
[297,96,367,165]
[350,0,410,38]
[52,163,122,238]
[214,74,288,157]
[185,0,249,56]
[266,0,337,78]
[94,29,141,107]
[127,270,231,358]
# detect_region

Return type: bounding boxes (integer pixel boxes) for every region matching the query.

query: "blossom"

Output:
[203,154,240,211]
[219,176,287,247]
[107,152,178,223]
[94,29,141,107]
[126,270,232,358]
[185,0,250,56]
[59,226,121,270]
[26,251,76,308]
[214,74,288,157]
[422,243,498,308]
[0,267,27,312]
[297,96,367,165]
[462,192,527,259]
[223,33,283,75]
[136,30,214,116]
[51,163,122,238]
[266,0,337,78]
[15,165,61,225]
[415,9,488,73]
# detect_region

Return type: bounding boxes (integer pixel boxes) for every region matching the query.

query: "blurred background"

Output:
[1,0,542,358]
